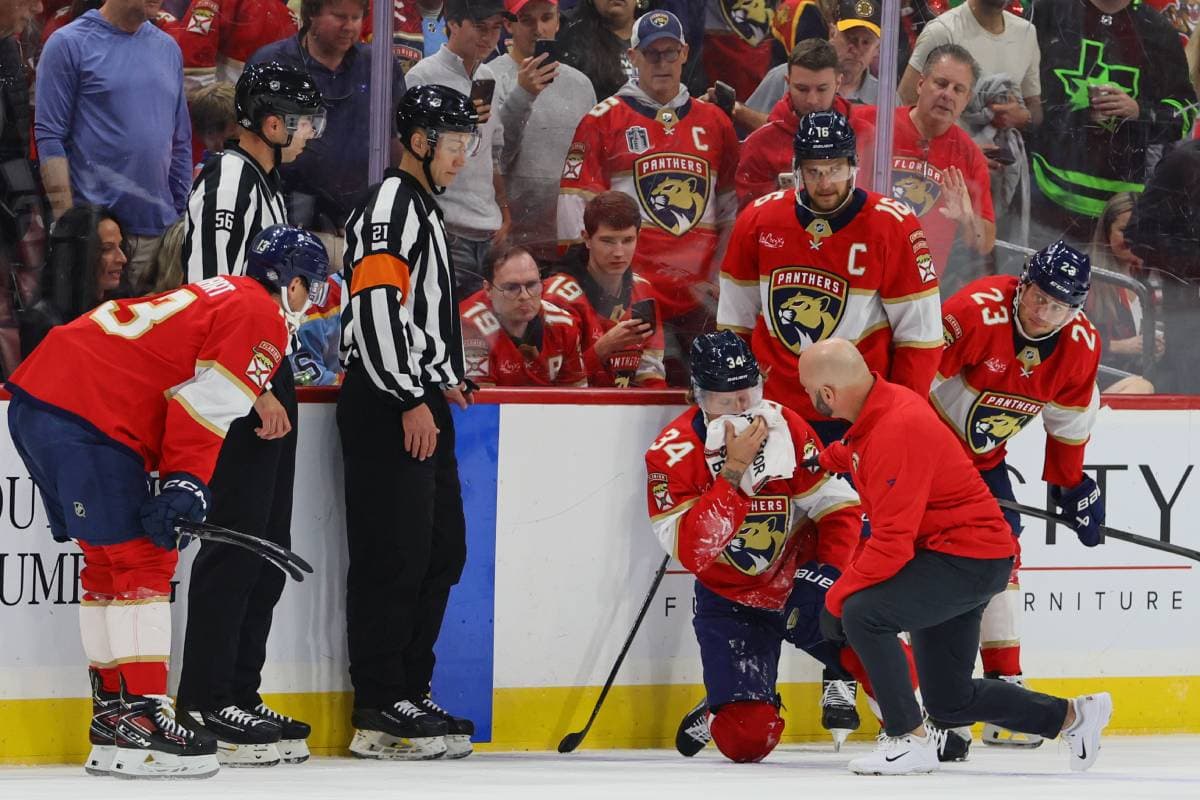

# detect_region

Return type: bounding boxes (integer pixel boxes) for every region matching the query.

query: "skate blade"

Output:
[279,738,311,764]
[349,729,447,761]
[442,735,473,760]
[981,724,1044,748]
[829,728,852,752]
[110,748,220,779]
[84,744,115,776]
[216,740,282,767]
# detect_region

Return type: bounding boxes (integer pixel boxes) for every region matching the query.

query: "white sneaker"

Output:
[1061,692,1113,772]
[848,728,940,775]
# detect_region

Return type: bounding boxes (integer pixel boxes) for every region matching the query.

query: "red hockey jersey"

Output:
[717,188,943,420]
[932,275,1101,488]
[646,402,862,609]
[169,0,298,88]
[8,276,287,483]
[459,291,587,387]
[558,92,740,320]
[542,268,666,388]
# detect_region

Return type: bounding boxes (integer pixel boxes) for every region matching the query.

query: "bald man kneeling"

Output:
[796,339,1112,775]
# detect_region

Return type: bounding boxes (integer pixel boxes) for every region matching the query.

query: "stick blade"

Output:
[557,732,584,753]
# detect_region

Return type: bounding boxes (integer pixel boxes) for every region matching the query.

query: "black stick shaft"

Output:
[559,553,670,752]
[997,499,1200,563]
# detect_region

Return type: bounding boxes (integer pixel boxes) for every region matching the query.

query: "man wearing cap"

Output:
[558,9,739,336]
[491,0,596,263]
[406,0,516,294]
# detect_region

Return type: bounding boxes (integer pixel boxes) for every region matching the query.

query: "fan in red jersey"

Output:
[461,244,587,387]
[5,226,327,780]
[717,108,942,446]
[930,240,1104,751]
[168,0,298,89]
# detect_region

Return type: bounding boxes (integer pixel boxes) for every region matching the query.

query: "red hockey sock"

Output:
[981,645,1022,677]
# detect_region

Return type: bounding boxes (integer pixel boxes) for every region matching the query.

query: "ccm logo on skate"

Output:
[795,568,834,590]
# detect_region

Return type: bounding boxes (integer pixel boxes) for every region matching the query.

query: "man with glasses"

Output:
[460,243,587,386]
[928,240,1103,757]
[558,9,739,335]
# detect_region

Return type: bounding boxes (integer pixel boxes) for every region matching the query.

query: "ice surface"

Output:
[2,737,1197,800]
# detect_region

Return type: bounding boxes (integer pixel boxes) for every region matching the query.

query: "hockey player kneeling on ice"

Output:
[646,331,897,762]
[799,338,1112,776]
[6,227,324,778]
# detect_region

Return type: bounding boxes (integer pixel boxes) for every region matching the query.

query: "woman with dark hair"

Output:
[19,204,128,357]
[557,0,639,101]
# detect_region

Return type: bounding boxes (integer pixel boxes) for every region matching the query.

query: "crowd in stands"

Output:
[3,0,1200,394]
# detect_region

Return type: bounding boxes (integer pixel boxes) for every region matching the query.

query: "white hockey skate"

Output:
[110,693,220,780]
[1062,692,1113,772]
[349,701,448,761]
[848,727,940,776]
[982,674,1044,748]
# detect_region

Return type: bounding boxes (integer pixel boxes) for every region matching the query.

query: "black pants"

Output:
[337,368,467,709]
[841,550,1069,737]
[177,368,297,711]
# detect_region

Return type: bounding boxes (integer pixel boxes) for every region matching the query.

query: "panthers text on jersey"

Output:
[557,91,739,320]
[459,291,588,387]
[932,275,1101,488]
[543,267,666,388]
[7,276,288,483]
[645,402,861,609]
[717,187,943,420]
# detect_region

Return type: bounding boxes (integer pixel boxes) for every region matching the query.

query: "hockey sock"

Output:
[79,547,121,692]
[980,581,1022,676]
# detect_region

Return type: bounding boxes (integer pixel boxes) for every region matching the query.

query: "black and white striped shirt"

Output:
[182,143,287,282]
[341,169,464,407]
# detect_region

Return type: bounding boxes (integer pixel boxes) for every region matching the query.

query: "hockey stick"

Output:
[557,553,671,753]
[175,520,315,581]
[997,499,1200,563]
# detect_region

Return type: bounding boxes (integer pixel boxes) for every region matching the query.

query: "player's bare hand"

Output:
[444,383,474,410]
[472,98,491,126]
[937,166,974,224]
[253,390,291,440]
[517,52,557,96]
[988,100,1029,130]
[1090,85,1139,120]
[724,417,768,470]
[492,206,511,244]
[402,403,440,461]
[594,319,652,359]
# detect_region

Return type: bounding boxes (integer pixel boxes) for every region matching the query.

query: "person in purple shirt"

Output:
[35,0,192,294]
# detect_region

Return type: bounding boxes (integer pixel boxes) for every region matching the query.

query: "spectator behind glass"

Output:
[248,0,406,262]
[359,0,449,74]
[857,44,995,297]
[460,243,588,386]
[492,0,595,263]
[557,0,636,102]
[42,0,175,44]
[739,0,832,131]
[169,0,297,90]
[1085,191,1163,386]
[406,0,514,295]
[19,205,128,357]
[700,0,776,104]
[187,80,238,170]
[35,0,193,294]
[544,190,666,387]
[142,216,186,293]
[830,0,879,105]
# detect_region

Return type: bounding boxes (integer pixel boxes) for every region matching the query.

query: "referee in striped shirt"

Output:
[337,84,480,760]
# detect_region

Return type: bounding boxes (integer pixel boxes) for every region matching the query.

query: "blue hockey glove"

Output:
[1051,476,1104,547]
[140,472,211,550]
[784,561,841,648]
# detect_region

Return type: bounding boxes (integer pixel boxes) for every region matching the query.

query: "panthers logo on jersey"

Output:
[634,153,711,236]
[720,0,772,44]
[967,391,1045,453]
[768,267,848,355]
[891,158,943,217]
[723,496,789,576]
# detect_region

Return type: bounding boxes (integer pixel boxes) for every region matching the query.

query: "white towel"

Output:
[703,400,796,496]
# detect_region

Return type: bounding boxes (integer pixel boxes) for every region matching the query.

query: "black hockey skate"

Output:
[820,668,860,751]
[350,700,449,760]
[928,721,972,762]
[110,691,219,779]
[185,706,282,767]
[675,698,712,757]
[411,695,474,759]
[251,703,312,763]
[85,671,122,776]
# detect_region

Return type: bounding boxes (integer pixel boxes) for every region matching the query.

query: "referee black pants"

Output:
[337,368,467,710]
[840,550,1069,738]
[177,367,297,711]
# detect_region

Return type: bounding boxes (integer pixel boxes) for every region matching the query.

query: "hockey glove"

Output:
[1050,476,1104,547]
[140,472,211,550]
[784,562,841,648]
[819,606,846,646]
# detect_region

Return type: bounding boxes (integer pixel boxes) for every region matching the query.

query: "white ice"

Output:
[2,737,1198,800]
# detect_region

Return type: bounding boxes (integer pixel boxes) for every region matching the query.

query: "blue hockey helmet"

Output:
[1021,240,1091,307]
[793,110,857,167]
[246,225,331,309]
[690,331,760,392]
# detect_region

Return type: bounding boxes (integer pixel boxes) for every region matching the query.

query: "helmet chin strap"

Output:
[251,125,291,170]
[793,166,858,217]
[281,287,311,335]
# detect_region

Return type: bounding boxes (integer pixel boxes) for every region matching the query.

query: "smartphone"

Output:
[714,80,736,117]
[988,145,1016,167]
[630,298,657,335]
[534,39,560,65]
[470,78,496,107]
[777,171,797,190]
